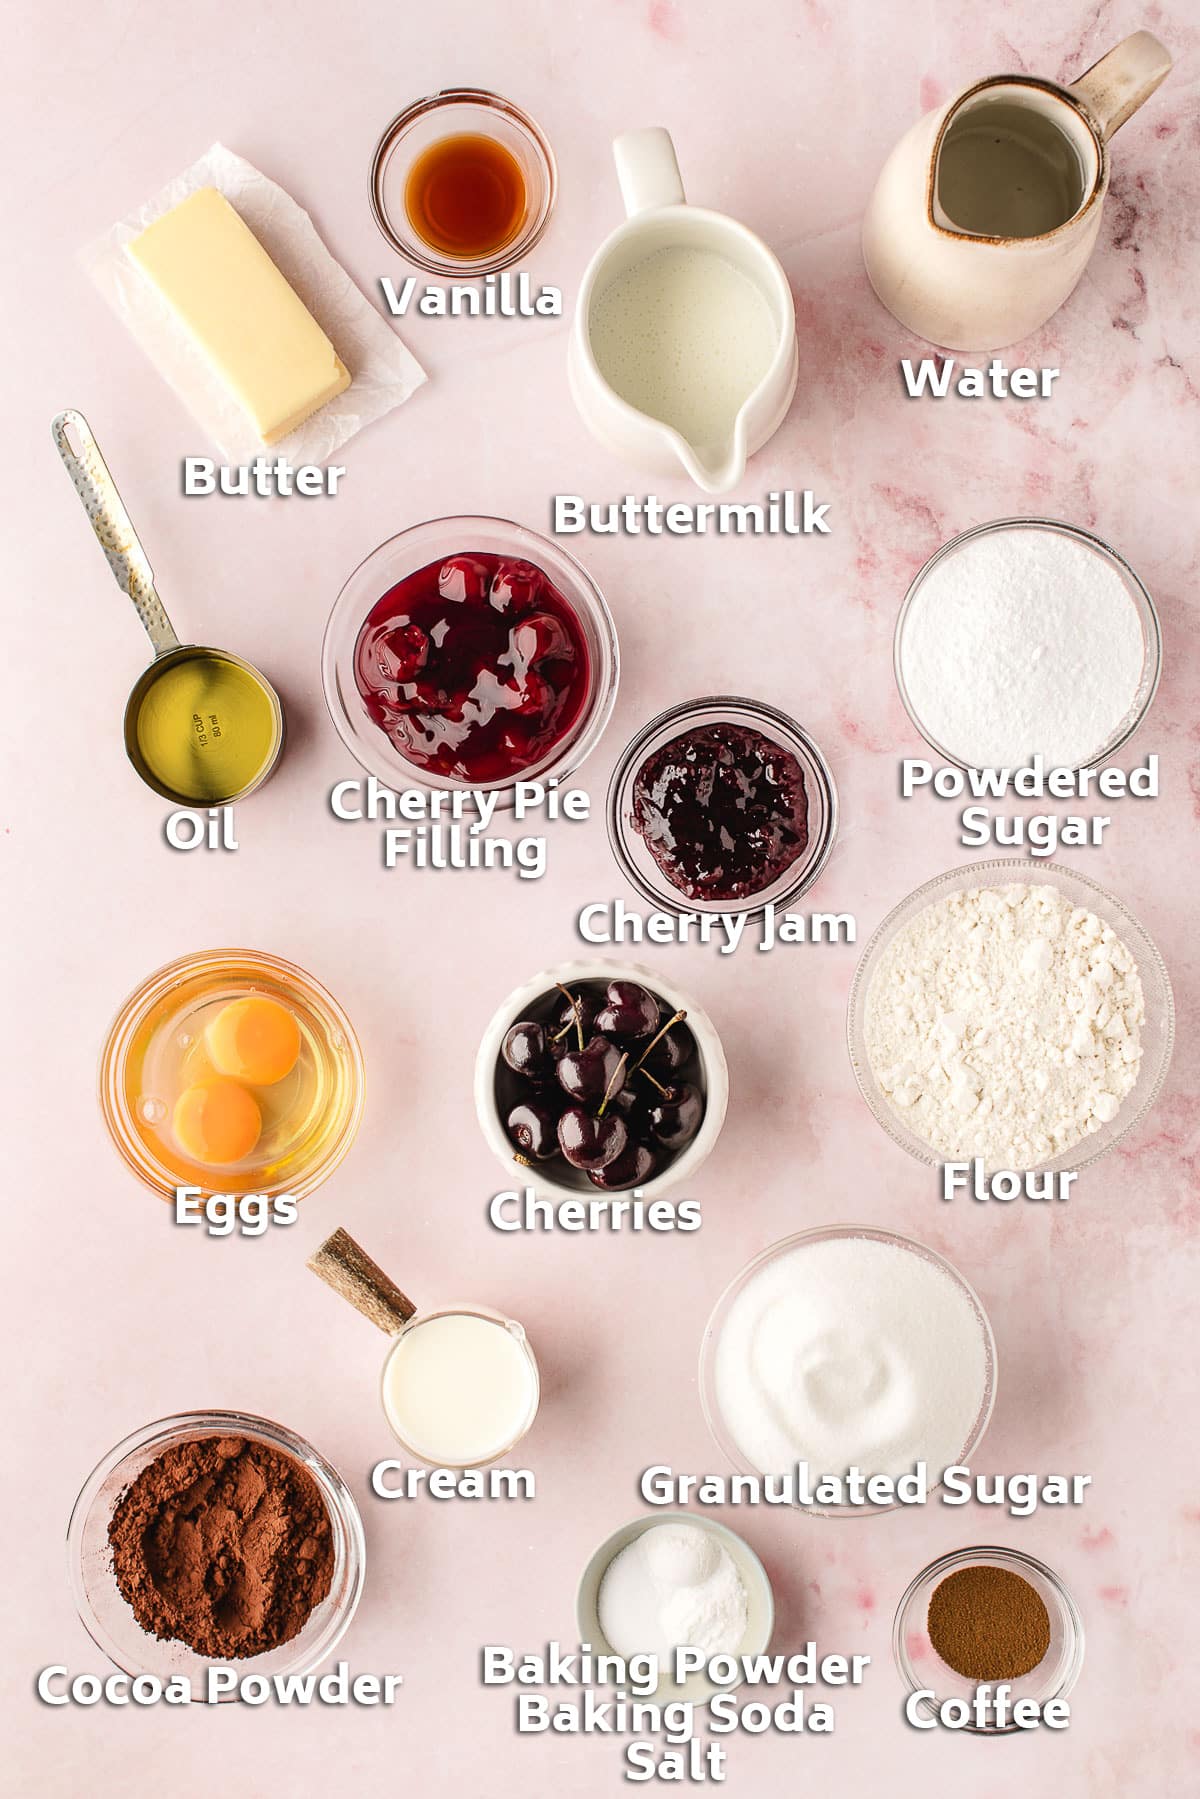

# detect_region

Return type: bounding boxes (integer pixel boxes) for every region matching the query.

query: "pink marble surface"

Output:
[6,0,1199,1791]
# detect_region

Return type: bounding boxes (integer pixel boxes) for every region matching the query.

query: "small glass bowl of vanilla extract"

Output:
[370,88,557,275]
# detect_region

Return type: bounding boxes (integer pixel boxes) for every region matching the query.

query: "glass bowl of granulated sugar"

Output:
[67,1410,366,1696]
[894,517,1161,773]
[848,859,1174,1176]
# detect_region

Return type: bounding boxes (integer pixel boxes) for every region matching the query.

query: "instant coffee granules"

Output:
[927,1562,1051,1681]
[108,1434,334,1659]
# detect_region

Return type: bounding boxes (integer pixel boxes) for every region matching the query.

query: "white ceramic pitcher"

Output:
[862,30,1172,351]
[569,128,798,493]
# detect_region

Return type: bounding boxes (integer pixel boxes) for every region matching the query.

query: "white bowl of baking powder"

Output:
[576,1511,774,1703]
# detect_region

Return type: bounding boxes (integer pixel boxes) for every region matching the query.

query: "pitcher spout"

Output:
[675,424,748,496]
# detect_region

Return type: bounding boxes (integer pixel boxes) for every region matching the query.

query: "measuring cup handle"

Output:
[51,409,181,659]
[1070,30,1172,138]
[613,127,686,216]
[308,1228,419,1335]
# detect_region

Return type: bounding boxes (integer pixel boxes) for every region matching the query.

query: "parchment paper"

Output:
[82,143,425,464]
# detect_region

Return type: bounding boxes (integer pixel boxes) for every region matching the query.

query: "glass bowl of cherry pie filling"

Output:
[323,517,619,796]
[607,697,838,920]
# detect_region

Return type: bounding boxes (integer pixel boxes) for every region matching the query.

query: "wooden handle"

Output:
[308,1227,417,1335]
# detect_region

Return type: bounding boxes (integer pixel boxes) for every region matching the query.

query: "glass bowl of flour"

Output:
[699,1226,997,1516]
[848,860,1174,1174]
[894,518,1161,773]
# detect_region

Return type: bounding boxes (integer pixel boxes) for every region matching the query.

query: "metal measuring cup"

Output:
[308,1227,541,1470]
[52,409,284,806]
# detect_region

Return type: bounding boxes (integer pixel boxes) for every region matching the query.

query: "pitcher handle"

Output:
[613,127,686,216]
[1070,30,1172,137]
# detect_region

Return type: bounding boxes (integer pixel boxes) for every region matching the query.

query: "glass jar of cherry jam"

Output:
[323,517,619,797]
[607,697,839,918]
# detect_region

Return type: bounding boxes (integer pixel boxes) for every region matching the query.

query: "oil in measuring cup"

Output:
[53,409,284,805]
[127,647,282,805]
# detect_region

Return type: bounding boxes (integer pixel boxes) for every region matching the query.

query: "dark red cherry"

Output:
[511,612,575,667]
[373,623,429,685]
[506,1100,560,1161]
[647,1082,704,1150]
[641,1018,696,1079]
[587,1139,658,1191]
[610,1082,649,1123]
[502,1021,554,1082]
[557,1035,627,1106]
[511,670,555,721]
[558,1106,628,1171]
[596,980,660,1044]
[556,989,601,1044]
[489,558,543,615]
[388,677,451,715]
[437,556,490,604]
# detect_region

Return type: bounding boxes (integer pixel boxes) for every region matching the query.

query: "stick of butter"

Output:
[128,187,351,445]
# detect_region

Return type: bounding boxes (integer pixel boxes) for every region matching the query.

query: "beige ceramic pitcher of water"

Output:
[862,30,1171,351]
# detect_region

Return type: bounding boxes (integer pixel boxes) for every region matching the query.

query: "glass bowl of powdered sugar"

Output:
[894,517,1161,773]
[848,859,1174,1175]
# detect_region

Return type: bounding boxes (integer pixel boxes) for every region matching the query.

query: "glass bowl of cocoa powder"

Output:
[67,1411,365,1697]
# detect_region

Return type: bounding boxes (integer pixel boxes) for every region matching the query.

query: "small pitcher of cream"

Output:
[309,1228,540,1469]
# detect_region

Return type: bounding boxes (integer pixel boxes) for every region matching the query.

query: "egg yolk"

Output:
[173,1078,262,1166]
[205,996,301,1087]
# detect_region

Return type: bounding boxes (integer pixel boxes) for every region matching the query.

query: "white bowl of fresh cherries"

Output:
[476,959,728,1201]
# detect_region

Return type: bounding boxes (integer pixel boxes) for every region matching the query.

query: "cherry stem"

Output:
[597,1051,629,1118]
[635,1066,669,1096]
[631,1009,687,1075]
[554,982,585,1052]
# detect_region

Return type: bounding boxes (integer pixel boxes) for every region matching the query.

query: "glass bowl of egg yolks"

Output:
[100,950,365,1201]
